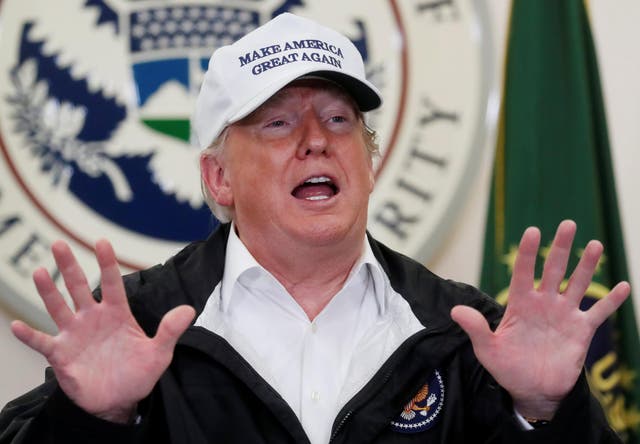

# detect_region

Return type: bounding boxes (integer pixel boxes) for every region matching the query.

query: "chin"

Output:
[292,217,365,247]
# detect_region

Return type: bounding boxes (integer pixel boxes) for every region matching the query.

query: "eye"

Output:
[266,119,287,128]
[322,103,356,127]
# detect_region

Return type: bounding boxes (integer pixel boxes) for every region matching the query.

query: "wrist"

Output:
[513,398,559,422]
[93,404,138,424]
[522,416,551,429]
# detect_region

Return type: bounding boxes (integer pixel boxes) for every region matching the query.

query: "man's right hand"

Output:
[10,239,195,424]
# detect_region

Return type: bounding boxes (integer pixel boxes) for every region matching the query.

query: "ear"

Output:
[200,153,233,207]
[367,157,375,193]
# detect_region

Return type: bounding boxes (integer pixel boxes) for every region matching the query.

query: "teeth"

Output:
[304,176,331,184]
[306,195,329,201]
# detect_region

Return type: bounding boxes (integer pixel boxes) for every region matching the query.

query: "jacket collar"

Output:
[366,231,504,334]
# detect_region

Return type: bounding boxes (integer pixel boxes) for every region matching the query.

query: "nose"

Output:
[296,112,329,159]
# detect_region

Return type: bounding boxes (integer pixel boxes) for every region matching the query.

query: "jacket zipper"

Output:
[327,358,401,442]
[328,411,353,443]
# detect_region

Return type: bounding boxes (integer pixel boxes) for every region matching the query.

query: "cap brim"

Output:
[227,67,382,125]
[304,70,382,112]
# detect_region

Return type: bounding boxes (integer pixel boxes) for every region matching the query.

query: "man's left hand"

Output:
[451,220,630,420]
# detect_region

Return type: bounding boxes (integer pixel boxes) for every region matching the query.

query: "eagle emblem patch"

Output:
[390,369,444,433]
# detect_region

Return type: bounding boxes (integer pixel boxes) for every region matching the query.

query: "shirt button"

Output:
[311,391,321,401]
[311,322,318,333]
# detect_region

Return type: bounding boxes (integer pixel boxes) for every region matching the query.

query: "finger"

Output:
[11,320,55,358]
[564,240,603,305]
[587,281,631,328]
[508,227,541,301]
[154,305,196,353]
[538,220,577,294]
[51,240,94,311]
[32,268,74,329]
[451,305,493,350]
[95,239,127,308]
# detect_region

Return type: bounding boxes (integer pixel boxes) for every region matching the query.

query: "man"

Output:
[0,13,629,443]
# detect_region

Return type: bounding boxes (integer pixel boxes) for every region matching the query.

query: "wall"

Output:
[1,0,638,407]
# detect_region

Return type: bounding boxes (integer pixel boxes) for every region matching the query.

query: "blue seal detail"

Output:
[5,1,374,246]
[390,369,445,433]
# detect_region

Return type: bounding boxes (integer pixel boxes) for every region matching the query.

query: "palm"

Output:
[451,221,630,419]
[46,300,167,416]
[11,240,195,423]
[480,284,592,406]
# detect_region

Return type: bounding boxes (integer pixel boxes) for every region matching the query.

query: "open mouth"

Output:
[291,175,339,201]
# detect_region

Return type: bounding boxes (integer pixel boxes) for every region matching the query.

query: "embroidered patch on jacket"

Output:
[390,369,445,433]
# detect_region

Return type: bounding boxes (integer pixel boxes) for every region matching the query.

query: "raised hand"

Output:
[451,220,630,420]
[10,240,195,423]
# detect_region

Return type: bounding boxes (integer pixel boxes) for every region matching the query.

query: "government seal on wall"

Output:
[0,0,494,330]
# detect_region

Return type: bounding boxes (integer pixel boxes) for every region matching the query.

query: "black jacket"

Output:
[0,224,621,443]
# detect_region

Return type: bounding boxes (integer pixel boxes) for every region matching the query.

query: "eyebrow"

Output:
[243,83,361,126]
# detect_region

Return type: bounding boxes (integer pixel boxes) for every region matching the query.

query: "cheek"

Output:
[231,155,283,201]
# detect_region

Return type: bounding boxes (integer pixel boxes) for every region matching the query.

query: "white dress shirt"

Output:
[195,226,425,444]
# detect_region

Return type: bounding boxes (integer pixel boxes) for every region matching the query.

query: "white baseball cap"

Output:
[192,12,383,149]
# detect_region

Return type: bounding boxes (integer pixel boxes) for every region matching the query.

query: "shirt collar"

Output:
[220,223,388,315]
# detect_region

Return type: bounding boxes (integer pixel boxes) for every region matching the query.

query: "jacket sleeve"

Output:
[0,371,55,443]
[493,372,622,443]
[0,370,149,444]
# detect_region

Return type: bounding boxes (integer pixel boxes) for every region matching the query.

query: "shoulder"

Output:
[95,224,232,335]
[367,233,503,328]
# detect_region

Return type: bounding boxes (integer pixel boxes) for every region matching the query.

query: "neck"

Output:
[236,227,365,320]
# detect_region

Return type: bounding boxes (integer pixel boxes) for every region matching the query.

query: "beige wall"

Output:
[1,0,639,407]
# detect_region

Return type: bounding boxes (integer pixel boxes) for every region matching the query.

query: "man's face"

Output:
[206,80,375,250]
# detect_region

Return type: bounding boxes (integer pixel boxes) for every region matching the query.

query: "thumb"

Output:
[154,305,196,352]
[451,305,493,349]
